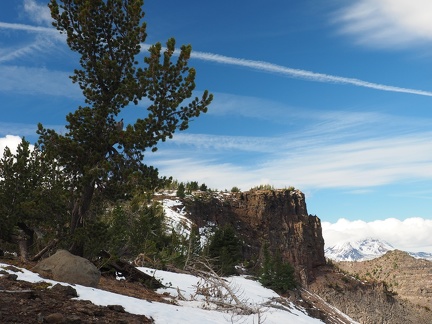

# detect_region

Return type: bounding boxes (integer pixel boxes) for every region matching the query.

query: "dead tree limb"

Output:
[31,239,59,262]
[96,251,164,289]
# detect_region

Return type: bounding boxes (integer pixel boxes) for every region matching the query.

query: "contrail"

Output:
[1,20,430,97]
[140,44,432,97]
[0,22,56,34]
[189,51,432,97]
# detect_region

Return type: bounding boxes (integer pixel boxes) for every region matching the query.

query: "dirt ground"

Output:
[0,259,166,323]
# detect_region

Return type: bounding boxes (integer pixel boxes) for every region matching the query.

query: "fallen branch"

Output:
[96,251,164,289]
[31,239,59,262]
[186,261,243,306]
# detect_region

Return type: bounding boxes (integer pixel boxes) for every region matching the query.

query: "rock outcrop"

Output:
[184,189,326,284]
[32,249,101,287]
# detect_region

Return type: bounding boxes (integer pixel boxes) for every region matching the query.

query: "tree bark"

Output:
[17,231,28,263]
[69,180,95,256]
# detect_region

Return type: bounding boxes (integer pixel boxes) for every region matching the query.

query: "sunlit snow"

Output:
[0,262,327,323]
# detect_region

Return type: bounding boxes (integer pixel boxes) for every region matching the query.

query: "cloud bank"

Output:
[0,135,23,155]
[322,217,432,253]
[334,0,432,48]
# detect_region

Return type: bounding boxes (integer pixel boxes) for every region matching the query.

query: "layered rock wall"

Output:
[185,189,326,284]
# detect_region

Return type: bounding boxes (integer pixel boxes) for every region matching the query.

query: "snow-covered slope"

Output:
[0,262,361,323]
[325,238,395,261]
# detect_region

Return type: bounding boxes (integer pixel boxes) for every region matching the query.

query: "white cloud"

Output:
[322,217,432,253]
[334,0,432,48]
[0,135,23,155]
[23,0,53,26]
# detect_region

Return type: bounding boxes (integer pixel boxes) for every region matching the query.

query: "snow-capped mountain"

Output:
[325,238,395,261]
[325,238,432,262]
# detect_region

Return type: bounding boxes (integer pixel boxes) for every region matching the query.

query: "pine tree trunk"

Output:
[69,181,95,256]
[15,222,34,262]
[17,231,28,263]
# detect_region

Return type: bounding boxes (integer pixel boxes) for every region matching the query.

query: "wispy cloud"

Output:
[140,44,432,97]
[262,132,432,189]
[0,122,40,137]
[0,65,79,98]
[2,21,431,97]
[148,109,432,191]
[23,0,53,26]
[322,217,432,252]
[333,0,432,48]
[206,92,298,121]
[0,21,56,35]
[0,37,54,64]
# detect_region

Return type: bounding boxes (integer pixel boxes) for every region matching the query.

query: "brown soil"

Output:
[0,259,167,323]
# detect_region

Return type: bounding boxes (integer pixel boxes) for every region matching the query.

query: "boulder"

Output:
[33,250,100,287]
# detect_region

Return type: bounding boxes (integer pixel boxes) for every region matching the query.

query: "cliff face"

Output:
[179,189,432,323]
[184,189,326,284]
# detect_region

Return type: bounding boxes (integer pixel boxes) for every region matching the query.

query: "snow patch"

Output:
[0,262,336,323]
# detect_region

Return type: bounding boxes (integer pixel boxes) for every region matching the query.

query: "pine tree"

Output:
[207,225,242,275]
[176,183,186,198]
[37,0,213,255]
[259,244,296,293]
[0,138,68,260]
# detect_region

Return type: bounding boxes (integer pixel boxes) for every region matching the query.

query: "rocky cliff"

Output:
[184,189,326,284]
[163,189,432,323]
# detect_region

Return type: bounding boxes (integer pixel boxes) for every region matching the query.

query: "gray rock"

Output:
[32,250,100,287]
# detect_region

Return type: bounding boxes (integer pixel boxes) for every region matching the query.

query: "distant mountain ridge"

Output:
[325,238,432,261]
[334,249,432,311]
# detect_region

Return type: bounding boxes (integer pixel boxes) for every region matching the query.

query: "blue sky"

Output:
[2,0,432,251]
